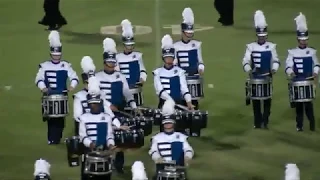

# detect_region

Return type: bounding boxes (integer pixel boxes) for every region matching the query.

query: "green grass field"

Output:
[1,0,320,179]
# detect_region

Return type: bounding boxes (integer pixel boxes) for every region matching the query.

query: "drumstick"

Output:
[175,104,190,111]
[306,76,314,80]
[260,72,270,76]
[118,110,134,118]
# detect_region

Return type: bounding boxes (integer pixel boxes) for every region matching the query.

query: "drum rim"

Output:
[291,81,314,86]
[249,78,272,83]
[158,170,181,177]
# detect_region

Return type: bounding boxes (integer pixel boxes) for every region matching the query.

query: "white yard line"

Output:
[154,0,161,67]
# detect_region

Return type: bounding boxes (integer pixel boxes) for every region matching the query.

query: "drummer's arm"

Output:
[138,55,147,82]
[271,45,280,71]
[179,71,192,103]
[107,119,115,146]
[121,75,137,109]
[153,71,172,100]
[197,42,205,72]
[149,138,161,161]
[73,95,82,122]
[79,120,92,148]
[35,64,47,90]
[67,63,79,88]
[285,51,294,76]
[242,45,252,72]
[183,139,194,159]
[312,50,320,74]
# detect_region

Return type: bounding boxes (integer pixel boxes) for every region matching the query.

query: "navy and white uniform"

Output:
[79,112,114,180]
[174,40,204,76]
[95,70,137,110]
[153,66,191,108]
[285,47,319,130]
[116,51,147,88]
[242,41,280,128]
[73,89,120,135]
[35,60,79,144]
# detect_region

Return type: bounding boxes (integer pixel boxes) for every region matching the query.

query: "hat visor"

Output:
[162,119,175,124]
[162,54,175,58]
[124,42,135,45]
[298,36,309,40]
[104,59,117,63]
[88,99,101,104]
[257,33,268,37]
[183,30,194,33]
[51,52,61,55]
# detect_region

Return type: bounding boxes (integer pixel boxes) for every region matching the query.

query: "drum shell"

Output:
[129,87,143,106]
[114,129,144,148]
[135,117,153,136]
[42,94,69,118]
[153,110,162,125]
[84,153,111,175]
[159,113,187,133]
[65,136,81,167]
[290,80,315,102]
[249,78,272,100]
[186,76,204,100]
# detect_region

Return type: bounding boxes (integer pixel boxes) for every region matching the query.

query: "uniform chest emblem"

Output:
[265,45,269,49]
[101,116,105,121]
[61,64,64,67]
[133,55,136,59]
[116,74,120,79]
[192,43,195,47]
[174,70,178,74]
[306,51,310,54]
[176,134,180,139]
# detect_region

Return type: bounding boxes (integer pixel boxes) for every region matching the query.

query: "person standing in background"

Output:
[214,0,234,26]
[38,0,67,31]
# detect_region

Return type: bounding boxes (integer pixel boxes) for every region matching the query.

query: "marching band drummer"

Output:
[73,56,126,136]
[149,99,194,180]
[116,19,147,106]
[95,37,140,173]
[35,30,79,145]
[153,34,194,110]
[174,7,205,109]
[242,10,280,129]
[79,76,115,180]
[285,13,319,132]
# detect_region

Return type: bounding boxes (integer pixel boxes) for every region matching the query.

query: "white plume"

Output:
[182,7,194,24]
[285,164,300,180]
[33,159,51,176]
[161,99,175,116]
[254,10,267,28]
[103,38,117,53]
[161,34,173,49]
[295,12,308,32]
[88,76,100,95]
[121,19,134,37]
[131,161,148,180]
[48,30,62,47]
[81,56,96,73]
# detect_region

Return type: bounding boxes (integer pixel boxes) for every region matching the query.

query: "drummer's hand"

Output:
[271,69,276,74]
[184,157,191,166]
[290,73,296,78]
[186,102,194,110]
[120,125,130,131]
[108,145,117,151]
[41,88,48,93]
[313,73,318,78]
[134,108,143,116]
[198,69,204,76]
[155,158,164,164]
[110,105,119,112]
[68,86,74,92]
[139,78,145,84]
[89,142,96,150]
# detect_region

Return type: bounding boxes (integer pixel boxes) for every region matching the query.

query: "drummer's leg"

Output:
[252,100,262,128]
[295,102,304,131]
[80,154,88,180]
[304,102,315,131]
[262,99,271,128]
[114,151,124,173]
[74,120,79,136]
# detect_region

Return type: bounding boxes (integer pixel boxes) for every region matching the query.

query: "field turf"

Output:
[1,0,320,179]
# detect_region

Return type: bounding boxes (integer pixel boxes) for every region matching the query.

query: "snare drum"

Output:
[129,86,143,106]
[84,151,112,175]
[290,80,315,102]
[42,94,69,118]
[249,78,272,100]
[157,162,186,180]
[65,136,82,167]
[186,75,204,100]
[114,129,144,148]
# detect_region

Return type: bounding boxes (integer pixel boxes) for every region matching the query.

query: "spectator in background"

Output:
[214,0,234,26]
[38,0,67,31]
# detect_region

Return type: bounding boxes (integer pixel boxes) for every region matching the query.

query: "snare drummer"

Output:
[35,30,79,144]
[149,99,194,179]
[153,34,194,110]
[174,7,205,109]
[242,10,280,129]
[116,19,147,106]
[79,76,115,180]
[285,13,319,131]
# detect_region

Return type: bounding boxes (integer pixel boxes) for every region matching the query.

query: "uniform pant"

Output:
[81,154,112,180]
[214,0,234,25]
[75,121,79,136]
[43,117,65,144]
[38,0,67,29]
[113,105,126,172]
[295,102,315,130]
[252,99,271,128]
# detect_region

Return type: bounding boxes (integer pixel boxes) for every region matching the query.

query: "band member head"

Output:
[181,7,194,41]
[80,56,96,87]
[161,34,175,67]
[87,77,102,114]
[161,99,176,134]
[295,12,309,48]
[121,19,135,53]
[102,38,117,72]
[254,10,268,44]
[34,159,51,180]
[48,30,62,61]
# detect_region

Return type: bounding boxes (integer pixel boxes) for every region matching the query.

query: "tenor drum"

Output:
[42,94,69,118]
[129,86,143,106]
[114,129,144,148]
[160,111,186,133]
[249,78,272,100]
[290,80,315,102]
[84,151,112,175]
[65,136,82,167]
[186,75,204,100]
[134,116,153,136]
